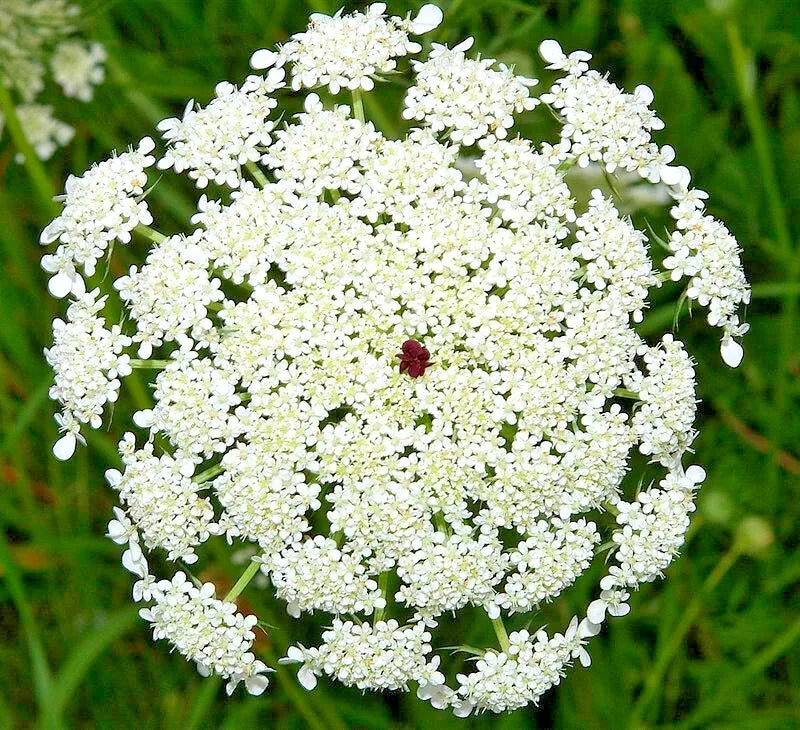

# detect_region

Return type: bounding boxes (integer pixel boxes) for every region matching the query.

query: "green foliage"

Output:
[1,0,798,727]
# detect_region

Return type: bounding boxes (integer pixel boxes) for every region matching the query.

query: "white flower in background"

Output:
[43,3,748,712]
[50,41,106,101]
[12,103,73,162]
[0,0,105,158]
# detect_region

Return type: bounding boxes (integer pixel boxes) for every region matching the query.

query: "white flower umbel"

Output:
[454,619,596,714]
[106,434,219,563]
[404,38,539,146]
[40,137,156,293]
[626,335,698,464]
[267,535,386,616]
[115,231,223,354]
[666,184,751,362]
[157,71,284,189]
[267,3,442,94]
[539,39,675,182]
[45,5,749,715]
[45,289,131,459]
[281,619,444,692]
[139,571,272,695]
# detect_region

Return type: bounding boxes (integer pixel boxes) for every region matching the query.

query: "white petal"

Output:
[685,464,707,484]
[634,84,654,105]
[245,674,270,695]
[304,93,323,114]
[599,574,618,591]
[133,409,155,428]
[53,432,76,460]
[286,601,301,618]
[579,618,602,638]
[250,49,277,69]
[586,599,606,624]
[538,39,565,64]
[453,701,473,718]
[485,604,500,620]
[287,646,305,662]
[659,165,684,186]
[105,468,122,486]
[609,602,631,618]
[48,271,74,298]
[138,136,156,154]
[721,338,744,368]
[297,666,317,690]
[40,221,62,244]
[411,4,443,34]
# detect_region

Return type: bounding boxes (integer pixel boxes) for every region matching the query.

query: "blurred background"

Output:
[1,0,798,727]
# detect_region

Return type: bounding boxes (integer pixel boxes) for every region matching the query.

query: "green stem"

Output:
[626,543,743,728]
[351,89,365,123]
[0,531,52,710]
[0,83,59,217]
[677,611,800,729]
[193,464,224,483]
[129,359,170,369]
[491,615,511,652]
[725,22,791,258]
[134,224,167,244]
[262,645,330,730]
[613,388,640,400]
[726,20,798,506]
[373,572,390,624]
[245,160,268,187]
[223,560,261,603]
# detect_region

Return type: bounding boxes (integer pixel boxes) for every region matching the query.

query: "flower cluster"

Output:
[0,0,105,159]
[281,619,444,692]
[42,4,748,715]
[45,290,131,460]
[138,570,271,696]
[40,137,156,297]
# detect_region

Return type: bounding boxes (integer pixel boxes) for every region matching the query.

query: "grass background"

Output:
[1,0,798,727]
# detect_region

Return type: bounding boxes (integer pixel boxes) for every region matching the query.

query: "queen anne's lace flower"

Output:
[42,5,748,714]
[266,3,443,94]
[281,619,444,691]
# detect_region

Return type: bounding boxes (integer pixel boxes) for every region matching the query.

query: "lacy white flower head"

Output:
[0,0,106,160]
[42,5,749,714]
